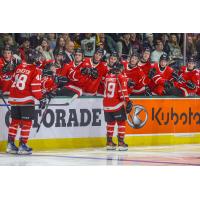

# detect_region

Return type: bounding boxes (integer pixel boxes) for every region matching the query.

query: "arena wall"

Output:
[0,97,200,151]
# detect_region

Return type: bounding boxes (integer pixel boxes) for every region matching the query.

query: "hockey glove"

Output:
[90,68,98,79]
[55,76,69,88]
[148,68,156,79]
[186,80,196,90]
[39,97,47,109]
[145,86,152,96]
[2,63,15,74]
[127,79,135,88]
[45,90,56,99]
[81,67,91,75]
[164,80,173,90]
[126,101,133,114]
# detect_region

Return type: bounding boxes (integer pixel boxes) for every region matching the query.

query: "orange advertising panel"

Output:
[126,98,200,134]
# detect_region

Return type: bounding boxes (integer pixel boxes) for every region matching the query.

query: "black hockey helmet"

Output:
[95,47,104,55]
[2,46,13,53]
[187,56,196,63]
[110,62,124,74]
[160,53,169,61]
[26,49,41,64]
[130,51,140,59]
[74,48,84,54]
[143,47,151,53]
[110,51,119,58]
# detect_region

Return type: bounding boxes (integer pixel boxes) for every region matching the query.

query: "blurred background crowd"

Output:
[0,33,199,68]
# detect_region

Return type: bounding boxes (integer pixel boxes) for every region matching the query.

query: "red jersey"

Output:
[147,63,174,95]
[56,61,85,96]
[0,71,14,95]
[174,66,199,96]
[122,61,149,95]
[103,73,129,112]
[41,76,57,94]
[138,60,152,76]
[0,57,19,95]
[80,58,108,95]
[8,62,43,105]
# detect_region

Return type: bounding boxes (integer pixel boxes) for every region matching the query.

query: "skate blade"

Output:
[6,150,18,154]
[18,151,32,155]
[106,146,117,151]
[118,146,128,151]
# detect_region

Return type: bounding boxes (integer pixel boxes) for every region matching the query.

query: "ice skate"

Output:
[118,137,128,151]
[6,141,18,154]
[18,142,32,155]
[106,137,117,150]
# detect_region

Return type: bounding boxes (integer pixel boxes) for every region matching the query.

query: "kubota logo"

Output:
[127,105,148,129]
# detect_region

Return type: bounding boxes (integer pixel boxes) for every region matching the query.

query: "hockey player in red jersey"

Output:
[7,51,47,155]
[148,53,174,95]
[122,51,151,95]
[138,47,152,76]
[103,62,133,151]
[0,47,20,95]
[172,57,199,96]
[78,47,108,96]
[55,48,85,97]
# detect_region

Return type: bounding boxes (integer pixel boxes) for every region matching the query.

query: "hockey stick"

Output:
[36,97,52,134]
[0,91,11,112]
[35,93,79,135]
[116,75,135,125]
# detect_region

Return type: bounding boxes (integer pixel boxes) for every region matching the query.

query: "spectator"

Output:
[129,33,143,54]
[117,33,131,59]
[103,34,118,55]
[29,33,44,49]
[151,41,164,63]
[195,34,200,62]
[161,33,170,55]
[2,35,19,55]
[63,40,75,64]
[81,33,96,57]
[19,38,31,61]
[60,33,71,44]
[168,33,182,60]
[186,34,196,58]
[53,36,66,56]
[47,33,56,50]
[143,33,155,51]
[70,33,82,49]
[36,38,54,61]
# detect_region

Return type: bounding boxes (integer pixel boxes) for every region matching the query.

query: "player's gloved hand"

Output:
[90,68,98,79]
[45,90,56,99]
[2,63,15,74]
[186,80,196,89]
[145,86,152,96]
[164,80,173,90]
[55,76,69,88]
[126,101,133,114]
[148,68,156,79]
[81,67,91,75]
[127,79,135,88]
[172,71,181,82]
[39,97,47,109]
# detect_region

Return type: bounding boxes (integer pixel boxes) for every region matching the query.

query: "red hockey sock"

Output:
[106,121,115,138]
[20,120,32,144]
[8,119,21,141]
[117,121,126,139]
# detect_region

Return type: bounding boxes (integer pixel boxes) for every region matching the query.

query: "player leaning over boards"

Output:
[103,61,133,151]
[7,50,47,155]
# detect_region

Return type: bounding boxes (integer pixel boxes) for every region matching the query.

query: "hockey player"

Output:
[148,53,174,95]
[172,56,199,96]
[55,48,85,97]
[103,62,133,151]
[7,51,47,155]
[78,47,108,96]
[0,47,20,95]
[122,52,151,95]
[138,47,152,76]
